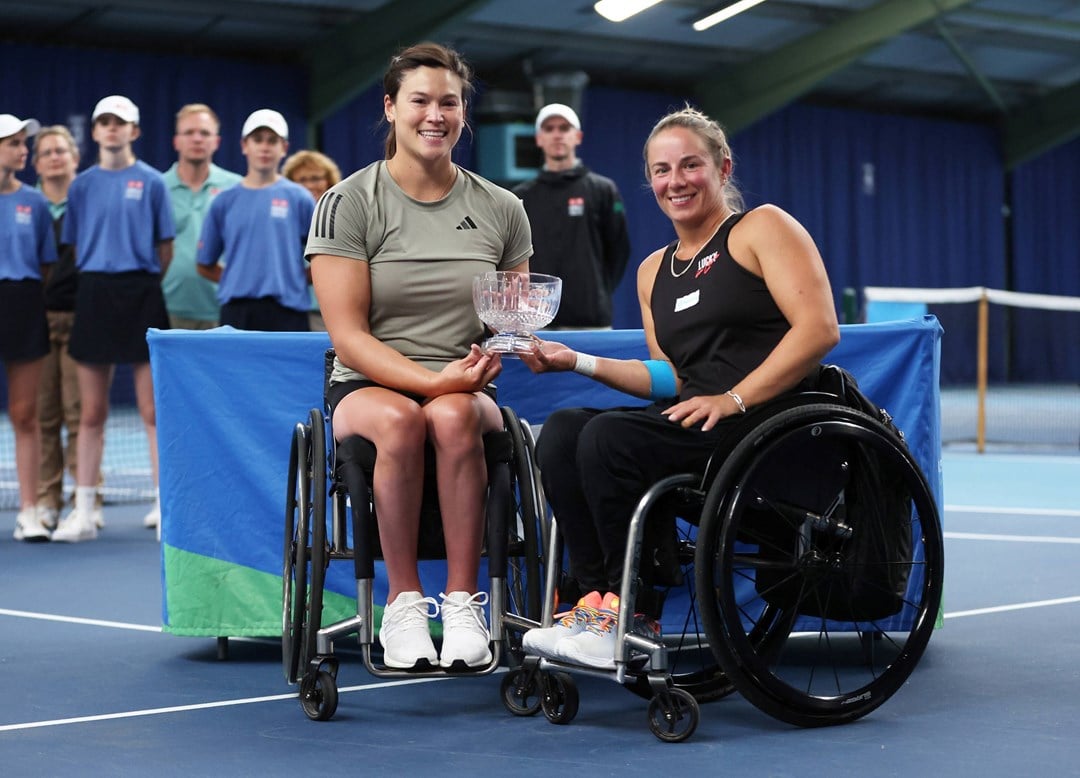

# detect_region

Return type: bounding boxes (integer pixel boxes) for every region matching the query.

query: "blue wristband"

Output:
[643,359,677,400]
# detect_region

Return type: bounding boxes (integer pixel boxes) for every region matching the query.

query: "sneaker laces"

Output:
[439,591,489,633]
[582,609,618,637]
[388,595,439,631]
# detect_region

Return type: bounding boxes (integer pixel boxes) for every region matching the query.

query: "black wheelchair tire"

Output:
[696,403,944,727]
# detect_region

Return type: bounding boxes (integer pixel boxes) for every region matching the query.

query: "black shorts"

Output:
[221,297,309,332]
[327,378,498,416]
[0,279,49,363]
[69,271,170,364]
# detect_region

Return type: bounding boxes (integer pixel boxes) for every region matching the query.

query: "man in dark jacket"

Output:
[514,104,630,329]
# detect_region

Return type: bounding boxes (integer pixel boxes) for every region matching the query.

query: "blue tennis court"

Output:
[1,449,1077,775]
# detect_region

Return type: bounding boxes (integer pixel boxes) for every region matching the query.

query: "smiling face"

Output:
[384,65,464,165]
[645,126,731,228]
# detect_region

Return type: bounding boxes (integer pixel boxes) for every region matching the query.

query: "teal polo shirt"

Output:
[162,162,242,322]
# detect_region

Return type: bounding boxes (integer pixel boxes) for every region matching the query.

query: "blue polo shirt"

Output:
[62,160,175,273]
[196,178,315,312]
[0,184,57,280]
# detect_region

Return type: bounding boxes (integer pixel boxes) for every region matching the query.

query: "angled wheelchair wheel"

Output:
[696,403,944,728]
[282,410,330,685]
[282,421,311,684]
[501,408,543,662]
[626,517,735,704]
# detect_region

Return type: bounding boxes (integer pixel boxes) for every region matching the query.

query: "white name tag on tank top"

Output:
[674,289,700,312]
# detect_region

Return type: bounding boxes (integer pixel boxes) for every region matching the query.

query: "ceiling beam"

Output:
[1002,79,1080,169]
[695,0,977,135]
[305,0,489,126]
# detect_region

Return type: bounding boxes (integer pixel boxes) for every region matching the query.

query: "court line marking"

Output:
[944,595,1080,619]
[944,531,1080,543]
[945,504,1080,517]
[0,676,451,733]
[2,592,1079,733]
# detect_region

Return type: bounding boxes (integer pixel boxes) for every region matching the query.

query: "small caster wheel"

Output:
[501,669,542,716]
[300,670,339,721]
[647,687,699,742]
[540,671,579,725]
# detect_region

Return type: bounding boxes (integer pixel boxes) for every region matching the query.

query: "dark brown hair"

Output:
[382,41,474,159]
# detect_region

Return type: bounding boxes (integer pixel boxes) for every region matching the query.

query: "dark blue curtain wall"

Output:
[1009,138,1080,382]
[3,41,1075,385]
[1,43,306,176]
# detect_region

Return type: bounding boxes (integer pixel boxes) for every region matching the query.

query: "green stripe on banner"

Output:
[163,545,358,637]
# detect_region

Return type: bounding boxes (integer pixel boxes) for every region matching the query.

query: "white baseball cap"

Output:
[0,114,41,139]
[535,103,581,132]
[92,95,140,124]
[241,109,288,140]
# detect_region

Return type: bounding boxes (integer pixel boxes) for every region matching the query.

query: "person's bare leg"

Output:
[425,392,502,594]
[6,358,45,509]
[132,362,158,486]
[74,363,113,490]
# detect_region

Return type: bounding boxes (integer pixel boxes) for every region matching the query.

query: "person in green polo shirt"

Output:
[162,103,241,329]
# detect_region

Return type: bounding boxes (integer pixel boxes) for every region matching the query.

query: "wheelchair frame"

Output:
[500,386,944,742]
[283,397,546,721]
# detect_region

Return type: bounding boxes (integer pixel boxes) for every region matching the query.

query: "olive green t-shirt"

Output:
[306,161,532,384]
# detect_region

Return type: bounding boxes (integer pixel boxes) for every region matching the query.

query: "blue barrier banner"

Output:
[149,317,942,635]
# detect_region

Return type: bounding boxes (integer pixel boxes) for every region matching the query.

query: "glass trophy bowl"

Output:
[473,271,563,355]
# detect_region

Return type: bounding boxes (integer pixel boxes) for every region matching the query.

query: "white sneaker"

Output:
[522,590,604,659]
[36,505,59,531]
[379,591,439,669]
[91,508,105,530]
[143,505,159,529]
[51,510,99,543]
[438,591,492,669]
[555,592,621,670]
[14,508,51,542]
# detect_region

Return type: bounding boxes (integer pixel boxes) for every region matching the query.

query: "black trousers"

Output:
[535,403,744,595]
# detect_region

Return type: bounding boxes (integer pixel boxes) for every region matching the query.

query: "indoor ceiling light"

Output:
[594,0,664,23]
[693,0,769,31]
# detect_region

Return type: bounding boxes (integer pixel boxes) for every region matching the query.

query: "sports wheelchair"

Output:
[283,350,545,720]
[499,366,944,742]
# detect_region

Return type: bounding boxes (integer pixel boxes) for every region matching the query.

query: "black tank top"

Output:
[650,210,790,399]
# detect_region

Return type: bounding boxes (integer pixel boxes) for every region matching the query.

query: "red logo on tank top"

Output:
[694,251,719,278]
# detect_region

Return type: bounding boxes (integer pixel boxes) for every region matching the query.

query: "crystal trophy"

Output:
[472,271,563,355]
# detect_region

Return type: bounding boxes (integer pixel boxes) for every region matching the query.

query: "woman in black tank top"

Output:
[518,106,840,668]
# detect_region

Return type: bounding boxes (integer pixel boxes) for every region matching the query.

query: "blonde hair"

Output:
[32,125,80,163]
[644,105,744,213]
[175,103,221,133]
[282,150,342,187]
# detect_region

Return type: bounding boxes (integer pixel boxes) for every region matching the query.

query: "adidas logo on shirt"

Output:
[456,216,478,231]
